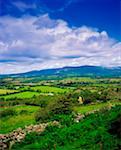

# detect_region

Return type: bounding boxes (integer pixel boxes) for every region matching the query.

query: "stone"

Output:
[78,96,83,104]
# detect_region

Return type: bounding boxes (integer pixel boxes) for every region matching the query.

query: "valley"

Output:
[0,75,121,149]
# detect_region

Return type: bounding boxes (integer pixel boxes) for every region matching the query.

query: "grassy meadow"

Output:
[30,85,70,93]
[0,91,40,100]
[0,105,40,133]
[74,101,121,114]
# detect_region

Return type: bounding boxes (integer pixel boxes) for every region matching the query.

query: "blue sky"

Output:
[0,0,121,74]
[1,0,120,40]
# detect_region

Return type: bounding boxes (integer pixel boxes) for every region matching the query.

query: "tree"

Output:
[35,108,50,122]
[35,93,73,122]
[49,94,72,115]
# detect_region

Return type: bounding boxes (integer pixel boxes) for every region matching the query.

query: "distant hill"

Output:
[1,66,121,78]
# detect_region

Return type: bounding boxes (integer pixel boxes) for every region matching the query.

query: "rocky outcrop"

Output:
[0,121,59,150]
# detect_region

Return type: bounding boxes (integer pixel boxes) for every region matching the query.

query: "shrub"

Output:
[48,94,73,115]
[52,114,74,126]
[80,90,96,104]
[0,108,16,118]
[19,109,28,115]
[35,94,73,122]
[39,99,48,108]
[35,108,51,122]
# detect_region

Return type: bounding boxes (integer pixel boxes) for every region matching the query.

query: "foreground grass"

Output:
[12,105,121,150]
[0,105,40,133]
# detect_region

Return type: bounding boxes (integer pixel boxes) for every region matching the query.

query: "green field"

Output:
[61,77,121,82]
[61,77,97,83]
[0,89,17,95]
[0,105,40,133]
[74,101,121,114]
[30,85,70,93]
[0,91,40,100]
[0,86,70,100]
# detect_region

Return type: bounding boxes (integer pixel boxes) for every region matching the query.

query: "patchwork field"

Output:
[30,85,70,93]
[0,91,40,100]
[0,76,121,150]
[0,89,17,95]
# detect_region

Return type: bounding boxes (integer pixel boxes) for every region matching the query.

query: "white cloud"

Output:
[0,14,121,74]
[12,1,37,11]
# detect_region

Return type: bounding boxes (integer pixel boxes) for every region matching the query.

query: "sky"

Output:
[0,0,121,74]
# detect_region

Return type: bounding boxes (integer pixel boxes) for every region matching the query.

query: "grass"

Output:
[30,85,69,93]
[0,91,40,100]
[60,77,121,88]
[0,89,17,95]
[62,77,97,82]
[9,105,40,113]
[12,106,121,150]
[0,105,40,133]
[74,101,121,114]
[62,77,121,83]
[1,102,120,134]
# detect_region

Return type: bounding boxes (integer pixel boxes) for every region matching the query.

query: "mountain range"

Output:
[1,66,121,78]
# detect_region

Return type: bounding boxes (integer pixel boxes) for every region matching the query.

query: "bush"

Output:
[0,108,16,118]
[35,108,51,122]
[39,99,48,108]
[19,109,28,115]
[48,94,73,115]
[35,94,73,122]
[52,114,74,126]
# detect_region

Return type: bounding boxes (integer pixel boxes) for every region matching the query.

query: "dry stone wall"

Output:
[0,121,59,150]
